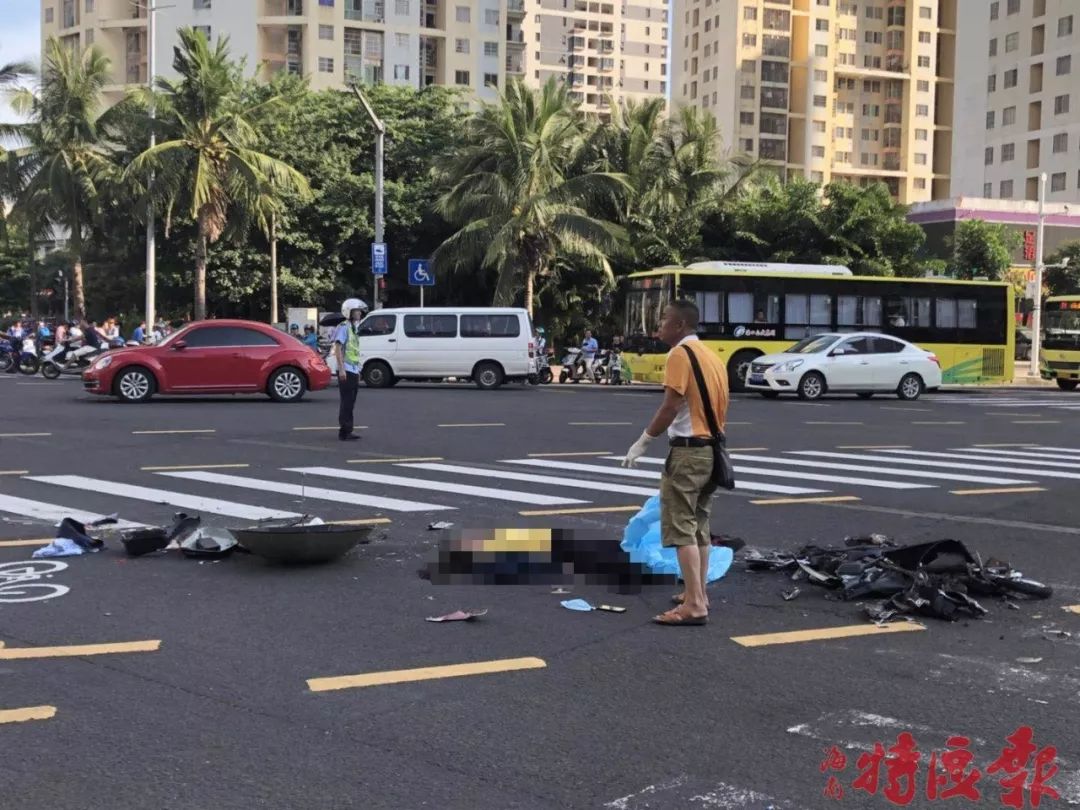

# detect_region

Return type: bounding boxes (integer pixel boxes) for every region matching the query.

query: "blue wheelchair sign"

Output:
[408,259,434,286]
[371,242,388,276]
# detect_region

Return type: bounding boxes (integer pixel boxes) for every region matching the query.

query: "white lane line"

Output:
[399,462,659,497]
[942,449,1080,468]
[160,471,451,513]
[602,457,932,490]
[790,451,1080,481]
[1023,445,1080,455]
[285,466,586,506]
[715,454,1032,486]
[506,459,828,496]
[28,475,302,521]
[0,494,145,529]
[952,447,1080,462]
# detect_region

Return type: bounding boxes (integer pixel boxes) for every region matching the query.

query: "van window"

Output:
[403,314,457,338]
[358,315,396,336]
[460,314,521,338]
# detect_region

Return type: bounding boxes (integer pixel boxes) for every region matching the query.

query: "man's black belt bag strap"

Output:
[669,437,714,448]
[681,345,736,490]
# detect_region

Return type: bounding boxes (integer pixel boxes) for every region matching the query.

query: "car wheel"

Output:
[797,371,826,401]
[727,350,761,394]
[114,367,155,403]
[362,360,393,388]
[759,391,780,399]
[857,392,874,400]
[896,372,924,401]
[41,361,62,380]
[473,361,504,390]
[268,367,307,402]
[1057,379,1078,391]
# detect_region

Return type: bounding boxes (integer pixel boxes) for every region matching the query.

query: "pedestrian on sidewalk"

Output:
[333,298,368,442]
[622,299,729,626]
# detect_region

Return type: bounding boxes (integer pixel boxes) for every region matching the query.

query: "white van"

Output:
[353,308,533,390]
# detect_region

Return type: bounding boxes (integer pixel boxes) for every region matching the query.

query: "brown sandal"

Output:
[653,609,708,626]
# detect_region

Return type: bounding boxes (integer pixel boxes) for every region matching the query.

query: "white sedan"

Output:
[745,332,942,401]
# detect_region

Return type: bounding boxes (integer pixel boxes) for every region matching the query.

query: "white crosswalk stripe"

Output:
[0,494,144,529]
[285,466,587,506]
[928,396,1080,412]
[790,450,1080,481]
[727,454,1032,486]
[943,449,1080,468]
[398,462,659,497]
[160,471,453,513]
[27,475,304,521]
[952,447,1080,462]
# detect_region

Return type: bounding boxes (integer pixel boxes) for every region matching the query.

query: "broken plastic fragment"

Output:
[596,604,626,613]
[560,599,595,612]
[782,588,801,602]
[1016,657,1043,664]
[425,609,488,623]
[428,521,454,530]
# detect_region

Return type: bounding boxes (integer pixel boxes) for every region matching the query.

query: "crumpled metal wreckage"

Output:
[745,537,1052,623]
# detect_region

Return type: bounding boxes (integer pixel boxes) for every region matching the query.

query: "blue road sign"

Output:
[408,259,434,286]
[371,242,388,276]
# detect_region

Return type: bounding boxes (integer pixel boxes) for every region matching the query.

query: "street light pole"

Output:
[349,83,385,311]
[145,0,157,341]
[1029,172,1047,377]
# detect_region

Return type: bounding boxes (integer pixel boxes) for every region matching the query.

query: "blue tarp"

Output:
[620,495,733,583]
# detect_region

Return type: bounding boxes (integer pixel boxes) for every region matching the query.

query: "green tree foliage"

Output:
[947,219,1020,281]
[1044,241,1080,295]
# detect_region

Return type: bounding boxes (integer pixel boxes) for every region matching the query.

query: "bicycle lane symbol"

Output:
[0,561,70,604]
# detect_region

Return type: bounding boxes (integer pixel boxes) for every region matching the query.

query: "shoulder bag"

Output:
[682,345,736,490]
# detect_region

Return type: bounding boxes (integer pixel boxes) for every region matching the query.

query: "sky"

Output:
[0,0,40,122]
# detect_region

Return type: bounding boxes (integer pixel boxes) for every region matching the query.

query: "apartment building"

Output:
[950,0,1079,203]
[672,0,958,204]
[40,0,668,115]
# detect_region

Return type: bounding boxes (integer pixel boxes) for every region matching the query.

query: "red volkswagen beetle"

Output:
[82,319,331,403]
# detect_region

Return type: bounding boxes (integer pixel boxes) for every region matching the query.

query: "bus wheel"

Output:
[728,350,761,394]
[1056,379,1078,391]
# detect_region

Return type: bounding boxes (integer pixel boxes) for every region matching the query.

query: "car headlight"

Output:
[773,359,804,374]
[93,355,113,370]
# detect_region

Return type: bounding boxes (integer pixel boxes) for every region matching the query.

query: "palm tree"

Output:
[8,42,114,320]
[434,78,628,316]
[127,28,309,320]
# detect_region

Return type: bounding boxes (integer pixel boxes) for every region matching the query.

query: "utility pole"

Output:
[269,213,278,324]
[145,0,158,341]
[349,83,385,311]
[1029,172,1047,377]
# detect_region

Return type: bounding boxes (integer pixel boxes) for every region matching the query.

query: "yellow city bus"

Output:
[621,263,1015,389]
[1041,296,1080,390]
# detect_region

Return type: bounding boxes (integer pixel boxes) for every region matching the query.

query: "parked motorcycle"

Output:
[529,351,554,385]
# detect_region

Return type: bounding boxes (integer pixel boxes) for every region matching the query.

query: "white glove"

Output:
[622,431,655,468]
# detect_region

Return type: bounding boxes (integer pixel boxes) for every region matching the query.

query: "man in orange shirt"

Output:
[623,299,730,626]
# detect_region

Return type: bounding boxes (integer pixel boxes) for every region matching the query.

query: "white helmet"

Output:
[341,298,369,319]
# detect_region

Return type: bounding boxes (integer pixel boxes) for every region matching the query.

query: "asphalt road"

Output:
[1,374,1079,810]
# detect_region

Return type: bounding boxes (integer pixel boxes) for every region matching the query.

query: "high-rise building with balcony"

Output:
[40,0,668,116]
[950,0,1079,203]
[672,0,958,204]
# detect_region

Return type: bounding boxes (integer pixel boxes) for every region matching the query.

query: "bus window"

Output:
[625,281,669,338]
[936,298,958,328]
[886,296,931,327]
[838,295,882,331]
[729,292,779,323]
[784,294,832,340]
[958,299,977,328]
[693,291,723,328]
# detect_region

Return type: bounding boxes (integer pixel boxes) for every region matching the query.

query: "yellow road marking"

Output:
[568,421,633,426]
[732,622,925,648]
[132,429,216,435]
[950,486,1047,496]
[141,463,250,471]
[308,656,547,692]
[518,505,642,517]
[438,422,505,428]
[0,432,51,438]
[348,457,443,464]
[1063,605,1080,615]
[0,539,51,548]
[0,640,161,660]
[0,706,56,725]
[836,445,911,450]
[293,426,368,431]
[1012,420,1060,425]
[324,518,392,526]
[0,470,29,476]
[911,421,965,425]
[526,451,612,458]
[751,495,862,506]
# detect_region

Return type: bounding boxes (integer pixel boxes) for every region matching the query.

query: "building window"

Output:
[990,1,999,19]
[1059,15,1074,37]
[986,111,995,129]
[1001,142,1015,161]
[1007,0,1019,13]
[914,153,927,165]
[915,128,927,140]
[919,31,931,44]
[914,178,927,189]
[920,6,931,19]
[815,44,828,57]
[865,31,882,44]
[319,0,334,5]
[1004,32,1019,52]
[1004,68,1018,88]
[319,24,334,40]
[194,0,211,8]
[85,28,93,44]
[193,25,211,39]
[814,69,828,82]
[1051,172,1066,192]
[916,104,929,116]
[455,5,470,22]
[987,74,997,92]
[917,80,930,92]
[742,33,757,46]
[983,182,993,196]
[1000,179,1014,197]
[744,7,757,20]
[741,84,755,100]
[318,57,334,72]
[1055,94,1070,114]
[483,72,498,87]
[741,59,756,74]
[455,38,469,53]
[484,8,499,24]
[814,94,827,108]
[1057,55,1072,75]
[1053,133,1068,152]
[740,111,755,125]
[396,33,409,47]
[813,120,827,132]
[44,6,54,22]
[984,147,994,165]
[816,19,829,31]
[812,145,826,158]
[393,64,409,79]
[1003,105,1016,125]
[395,0,409,13]
[989,39,997,57]
[455,70,470,85]
[740,138,755,152]
[85,0,94,11]
[484,41,498,57]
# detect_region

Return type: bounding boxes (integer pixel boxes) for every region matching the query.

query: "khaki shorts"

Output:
[660,446,718,548]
